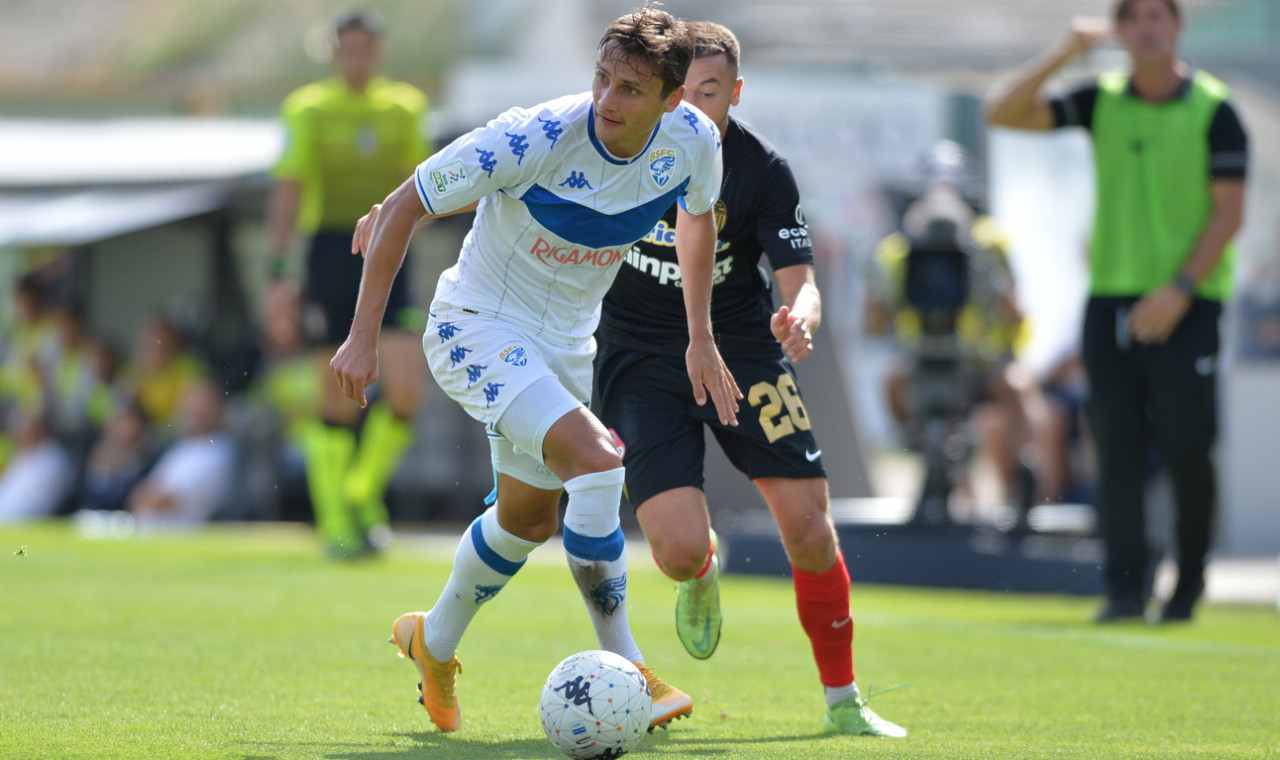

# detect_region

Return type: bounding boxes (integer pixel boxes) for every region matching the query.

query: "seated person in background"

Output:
[0,405,74,522]
[871,143,1030,510]
[43,298,110,445]
[83,398,156,513]
[121,314,207,434]
[1011,350,1093,506]
[1,273,57,413]
[256,281,321,448]
[250,281,320,521]
[128,381,235,529]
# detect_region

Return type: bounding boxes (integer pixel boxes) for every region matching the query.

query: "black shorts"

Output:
[303,230,420,346]
[596,348,826,509]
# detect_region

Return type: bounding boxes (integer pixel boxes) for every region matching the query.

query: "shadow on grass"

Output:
[651,731,834,749]
[322,732,555,759]
[314,728,834,759]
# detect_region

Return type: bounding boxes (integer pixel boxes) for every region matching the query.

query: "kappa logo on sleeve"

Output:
[428,161,471,197]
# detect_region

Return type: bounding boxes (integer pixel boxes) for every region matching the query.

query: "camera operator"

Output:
[872,143,1029,524]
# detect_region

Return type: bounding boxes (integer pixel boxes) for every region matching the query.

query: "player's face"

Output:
[1116,0,1181,64]
[592,47,684,155]
[683,54,741,133]
[335,29,382,85]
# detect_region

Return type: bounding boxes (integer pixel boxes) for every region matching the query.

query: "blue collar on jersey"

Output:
[587,105,663,166]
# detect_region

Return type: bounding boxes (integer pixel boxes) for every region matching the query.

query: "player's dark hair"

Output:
[598,6,692,97]
[333,9,384,40]
[688,21,741,74]
[1113,0,1181,22]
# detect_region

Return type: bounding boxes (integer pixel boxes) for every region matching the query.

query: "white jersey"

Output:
[414,92,722,341]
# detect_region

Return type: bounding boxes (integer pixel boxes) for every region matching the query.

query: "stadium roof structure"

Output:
[0,185,227,248]
[0,118,279,188]
[0,118,278,247]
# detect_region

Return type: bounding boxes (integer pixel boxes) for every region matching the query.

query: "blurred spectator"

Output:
[128,381,234,529]
[1237,253,1280,361]
[43,298,111,443]
[82,398,156,513]
[1011,352,1093,506]
[121,314,208,433]
[256,281,321,444]
[0,405,74,522]
[1,273,57,412]
[245,281,320,522]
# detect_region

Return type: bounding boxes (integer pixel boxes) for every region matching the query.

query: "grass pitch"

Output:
[2,523,1277,759]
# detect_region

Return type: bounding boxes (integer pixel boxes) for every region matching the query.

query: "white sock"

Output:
[824,681,860,708]
[423,507,540,660]
[563,467,643,663]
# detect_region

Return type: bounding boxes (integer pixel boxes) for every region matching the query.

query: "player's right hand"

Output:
[352,203,383,257]
[1066,16,1111,56]
[330,334,379,408]
[686,336,742,427]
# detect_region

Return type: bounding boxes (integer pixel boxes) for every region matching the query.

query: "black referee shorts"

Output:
[596,347,826,510]
[302,229,420,346]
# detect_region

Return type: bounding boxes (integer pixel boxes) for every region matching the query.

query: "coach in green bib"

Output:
[987,0,1248,622]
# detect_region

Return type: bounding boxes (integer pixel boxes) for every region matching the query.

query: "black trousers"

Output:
[1082,296,1221,601]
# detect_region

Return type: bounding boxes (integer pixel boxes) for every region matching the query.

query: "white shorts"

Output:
[423,303,594,490]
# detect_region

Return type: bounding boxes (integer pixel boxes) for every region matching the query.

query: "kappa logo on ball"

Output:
[499,345,528,367]
[647,147,677,188]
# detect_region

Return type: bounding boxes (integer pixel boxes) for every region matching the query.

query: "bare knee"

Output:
[575,434,623,476]
[636,488,710,581]
[649,533,708,581]
[784,514,838,573]
[496,477,562,544]
[501,508,559,544]
[759,479,837,573]
[546,413,623,480]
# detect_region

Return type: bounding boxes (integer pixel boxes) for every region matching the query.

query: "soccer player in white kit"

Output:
[330,8,741,733]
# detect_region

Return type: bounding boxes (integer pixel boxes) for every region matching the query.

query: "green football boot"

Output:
[823,694,908,738]
[675,529,722,660]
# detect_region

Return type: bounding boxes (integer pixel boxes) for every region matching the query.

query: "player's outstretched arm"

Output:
[675,205,742,426]
[986,17,1109,131]
[330,177,428,406]
[771,265,821,363]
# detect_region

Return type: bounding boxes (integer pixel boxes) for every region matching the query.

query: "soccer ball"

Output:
[538,650,652,759]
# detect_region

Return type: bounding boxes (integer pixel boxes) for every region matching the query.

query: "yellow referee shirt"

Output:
[274,77,430,233]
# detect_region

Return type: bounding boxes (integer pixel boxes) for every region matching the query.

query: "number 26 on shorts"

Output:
[747,372,811,443]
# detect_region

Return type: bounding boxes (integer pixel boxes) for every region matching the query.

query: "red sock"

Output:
[693,541,714,580]
[792,551,855,687]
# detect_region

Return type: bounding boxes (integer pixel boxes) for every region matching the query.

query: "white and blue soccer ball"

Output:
[539,650,651,759]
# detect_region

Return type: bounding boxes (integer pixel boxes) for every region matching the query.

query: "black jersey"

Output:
[598,117,814,357]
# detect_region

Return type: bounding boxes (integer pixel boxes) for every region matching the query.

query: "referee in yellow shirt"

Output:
[268,10,430,558]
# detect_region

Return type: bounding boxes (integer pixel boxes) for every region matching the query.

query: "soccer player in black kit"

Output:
[596,21,905,737]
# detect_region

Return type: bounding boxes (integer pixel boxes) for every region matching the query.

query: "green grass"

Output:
[2,523,1277,759]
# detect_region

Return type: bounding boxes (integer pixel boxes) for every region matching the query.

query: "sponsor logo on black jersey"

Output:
[623,247,734,287]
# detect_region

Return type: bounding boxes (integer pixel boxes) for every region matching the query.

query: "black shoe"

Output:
[1157,580,1204,624]
[1094,596,1146,624]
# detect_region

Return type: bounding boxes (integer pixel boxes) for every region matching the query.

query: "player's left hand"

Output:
[1130,285,1191,344]
[771,305,814,362]
[687,336,743,427]
[330,333,379,408]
